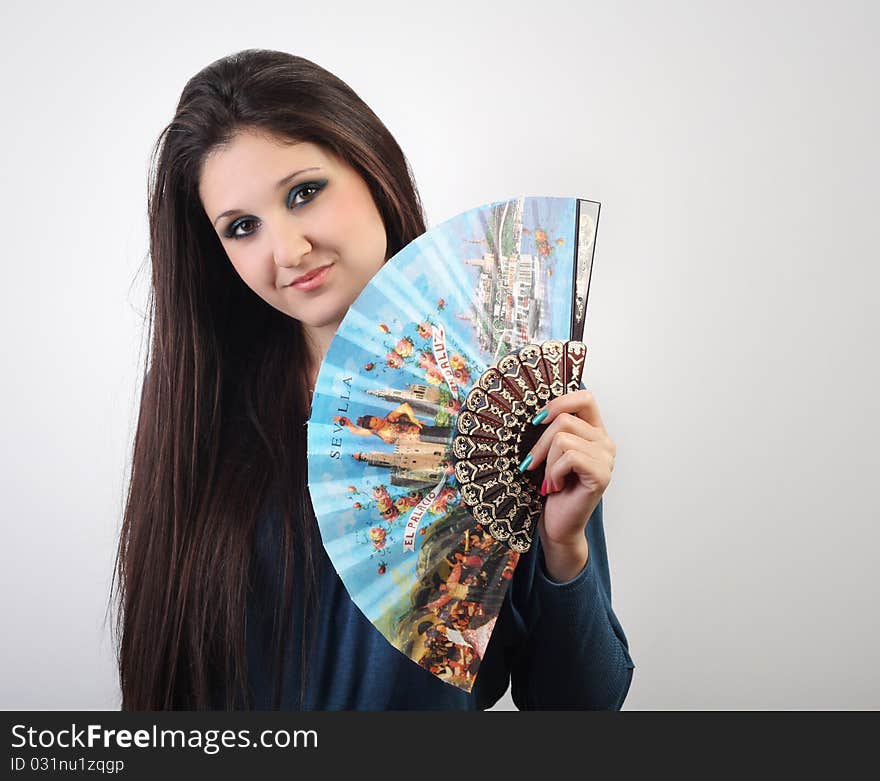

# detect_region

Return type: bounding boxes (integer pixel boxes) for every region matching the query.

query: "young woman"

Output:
[113,48,635,710]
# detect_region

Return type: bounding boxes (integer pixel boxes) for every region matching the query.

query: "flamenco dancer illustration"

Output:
[334,403,450,444]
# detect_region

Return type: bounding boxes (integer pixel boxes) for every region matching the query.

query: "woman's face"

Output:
[198,130,388,345]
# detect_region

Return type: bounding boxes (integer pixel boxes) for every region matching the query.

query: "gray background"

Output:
[1,0,876,710]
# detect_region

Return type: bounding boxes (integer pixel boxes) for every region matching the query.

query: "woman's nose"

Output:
[269,219,312,268]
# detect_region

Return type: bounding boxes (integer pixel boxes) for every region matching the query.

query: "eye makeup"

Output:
[223,179,328,240]
[286,179,328,209]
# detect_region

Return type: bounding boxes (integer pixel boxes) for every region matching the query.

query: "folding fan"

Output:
[307,196,599,692]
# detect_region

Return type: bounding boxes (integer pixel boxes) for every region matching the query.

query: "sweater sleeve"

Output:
[506,497,635,710]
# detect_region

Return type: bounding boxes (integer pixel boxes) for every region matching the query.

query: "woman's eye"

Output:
[287,180,326,209]
[225,218,259,240]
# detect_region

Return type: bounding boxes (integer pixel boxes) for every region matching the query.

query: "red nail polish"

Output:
[549,479,559,493]
[540,479,547,496]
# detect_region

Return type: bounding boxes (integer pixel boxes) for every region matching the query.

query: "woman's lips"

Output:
[289,264,332,292]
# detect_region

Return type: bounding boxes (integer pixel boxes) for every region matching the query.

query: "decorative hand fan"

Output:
[307,196,599,692]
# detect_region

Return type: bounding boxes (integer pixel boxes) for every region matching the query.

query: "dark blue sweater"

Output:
[238,496,634,710]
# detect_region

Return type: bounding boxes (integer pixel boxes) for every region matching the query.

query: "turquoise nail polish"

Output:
[530,409,548,425]
[517,453,533,472]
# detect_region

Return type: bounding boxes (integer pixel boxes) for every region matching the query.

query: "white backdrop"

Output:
[1,0,877,710]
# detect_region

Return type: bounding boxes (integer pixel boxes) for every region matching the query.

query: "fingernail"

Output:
[530,409,548,425]
[517,453,533,472]
[540,478,547,496]
[549,479,559,493]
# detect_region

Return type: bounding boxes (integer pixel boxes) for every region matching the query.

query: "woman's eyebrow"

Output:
[275,166,322,189]
[212,166,324,226]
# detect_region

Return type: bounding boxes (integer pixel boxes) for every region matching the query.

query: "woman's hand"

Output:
[519,389,617,582]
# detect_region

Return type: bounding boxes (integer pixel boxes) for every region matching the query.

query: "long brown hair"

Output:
[111,49,427,709]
